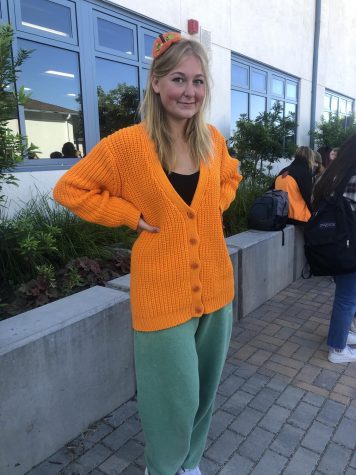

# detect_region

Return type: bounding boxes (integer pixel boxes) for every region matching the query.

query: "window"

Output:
[15,0,77,44]
[18,39,84,158]
[231,54,298,135]
[9,0,170,165]
[323,90,354,127]
[96,59,139,139]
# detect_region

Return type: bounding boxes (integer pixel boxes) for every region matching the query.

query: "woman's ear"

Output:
[152,76,160,94]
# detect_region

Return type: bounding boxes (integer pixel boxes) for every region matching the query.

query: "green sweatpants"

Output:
[134,303,233,475]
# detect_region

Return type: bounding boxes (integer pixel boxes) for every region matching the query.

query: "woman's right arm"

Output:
[53,137,141,230]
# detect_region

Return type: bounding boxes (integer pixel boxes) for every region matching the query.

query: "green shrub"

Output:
[311,113,356,148]
[0,193,136,316]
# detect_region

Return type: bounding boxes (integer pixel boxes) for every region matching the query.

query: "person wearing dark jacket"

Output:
[273,146,314,225]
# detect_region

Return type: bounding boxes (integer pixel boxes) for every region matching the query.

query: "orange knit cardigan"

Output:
[53,123,242,331]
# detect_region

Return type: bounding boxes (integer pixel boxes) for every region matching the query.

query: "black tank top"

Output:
[165,170,200,206]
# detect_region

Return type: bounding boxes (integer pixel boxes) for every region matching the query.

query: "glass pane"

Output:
[20,0,72,38]
[340,99,347,114]
[141,68,149,96]
[251,69,266,93]
[272,77,284,96]
[18,39,84,159]
[231,90,248,132]
[331,96,338,112]
[324,94,331,111]
[323,111,330,122]
[97,18,134,55]
[347,101,353,114]
[286,82,297,99]
[231,64,248,88]
[285,102,296,118]
[96,58,139,138]
[270,99,283,116]
[250,94,266,120]
[144,33,156,61]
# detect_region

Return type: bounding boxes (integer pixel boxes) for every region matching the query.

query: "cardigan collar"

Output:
[140,123,210,213]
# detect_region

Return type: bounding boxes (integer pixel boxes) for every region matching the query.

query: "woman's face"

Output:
[330,149,337,161]
[152,54,206,126]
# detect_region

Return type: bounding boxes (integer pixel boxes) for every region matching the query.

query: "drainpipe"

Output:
[310,0,321,148]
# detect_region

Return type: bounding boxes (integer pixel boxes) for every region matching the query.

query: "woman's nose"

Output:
[183,82,194,97]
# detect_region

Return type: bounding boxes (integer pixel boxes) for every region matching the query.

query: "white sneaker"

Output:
[328,345,356,363]
[347,331,356,345]
[177,468,202,475]
[351,315,356,333]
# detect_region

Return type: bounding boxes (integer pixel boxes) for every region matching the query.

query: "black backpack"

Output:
[248,189,289,232]
[304,167,356,276]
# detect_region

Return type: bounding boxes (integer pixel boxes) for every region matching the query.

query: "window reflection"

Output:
[324,94,331,111]
[96,58,139,138]
[286,82,297,100]
[97,18,134,56]
[144,33,155,61]
[251,70,266,93]
[250,95,266,120]
[231,90,248,133]
[18,39,84,158]
[231,64,248,88]
[272,77,284,97]
[285,102,296,118]
[19,0,72,38]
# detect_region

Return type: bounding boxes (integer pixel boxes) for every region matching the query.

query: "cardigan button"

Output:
[189,238,198,245]
[190,262,199,269]
[187,211,195,219]
[195,307,203,314]
[192,285,200,292]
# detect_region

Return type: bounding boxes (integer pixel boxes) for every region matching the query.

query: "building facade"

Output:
[2,0,356,214]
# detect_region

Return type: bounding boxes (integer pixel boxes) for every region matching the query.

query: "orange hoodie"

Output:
[53,123,242,331]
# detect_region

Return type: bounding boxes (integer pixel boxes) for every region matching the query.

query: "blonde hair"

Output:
[141,37,212,172]
[295,146,315,169]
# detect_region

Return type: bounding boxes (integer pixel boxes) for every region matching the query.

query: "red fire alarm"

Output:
[188,19,199,35]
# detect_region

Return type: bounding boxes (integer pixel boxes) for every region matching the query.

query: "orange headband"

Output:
[152,32,182,59]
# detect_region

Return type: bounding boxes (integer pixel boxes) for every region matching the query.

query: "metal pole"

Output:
[310,0,322,149]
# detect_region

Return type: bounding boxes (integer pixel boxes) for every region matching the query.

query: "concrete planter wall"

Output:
[0,225,304,474]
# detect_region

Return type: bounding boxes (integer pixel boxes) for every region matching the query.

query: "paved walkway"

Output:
[27,277,356,475]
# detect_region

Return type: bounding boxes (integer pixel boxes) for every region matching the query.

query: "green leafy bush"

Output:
[0,194,135,319]
[311,113,356,148]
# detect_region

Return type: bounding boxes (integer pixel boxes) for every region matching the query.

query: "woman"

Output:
[317,145,332,169]
[274,146,314,225]
[53,32,241,475]
[313,134,356,363]
[312,150,325,185]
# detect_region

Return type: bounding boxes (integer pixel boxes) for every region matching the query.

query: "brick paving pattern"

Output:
[27,277,356,475]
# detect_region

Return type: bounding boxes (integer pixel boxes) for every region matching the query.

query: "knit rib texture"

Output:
[53,123,242,331]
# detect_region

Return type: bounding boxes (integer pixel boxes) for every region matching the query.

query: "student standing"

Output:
[312,134,356,363]
[53,32,242,475]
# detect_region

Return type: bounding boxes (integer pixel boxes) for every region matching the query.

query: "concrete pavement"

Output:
[26,276,356,475]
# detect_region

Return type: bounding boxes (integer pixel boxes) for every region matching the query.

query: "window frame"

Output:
[231,53,299,135]
[323,89,354,127]
[13,0,78,45]
[8,0,173,171]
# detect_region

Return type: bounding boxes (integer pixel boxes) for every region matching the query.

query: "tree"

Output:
[97,84,140,138]
[229,102,297,185]
[0,24,37,207]
[311,113,356,148]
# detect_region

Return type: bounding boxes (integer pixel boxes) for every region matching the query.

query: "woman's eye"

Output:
[172,77,184,83]
[194,79,204,85]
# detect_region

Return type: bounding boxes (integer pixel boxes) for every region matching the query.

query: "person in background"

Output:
[53,32,241,475]
[62,141,79,158]
[313,133,356,363]
[312,150,325,185]
[317,145,332,169]
[273,146,314,225]
[50,151,63,159]
[330,147,339,161]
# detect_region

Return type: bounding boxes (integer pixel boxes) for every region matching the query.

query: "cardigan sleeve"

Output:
[218,134,243,212]
[53,137,141,230]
